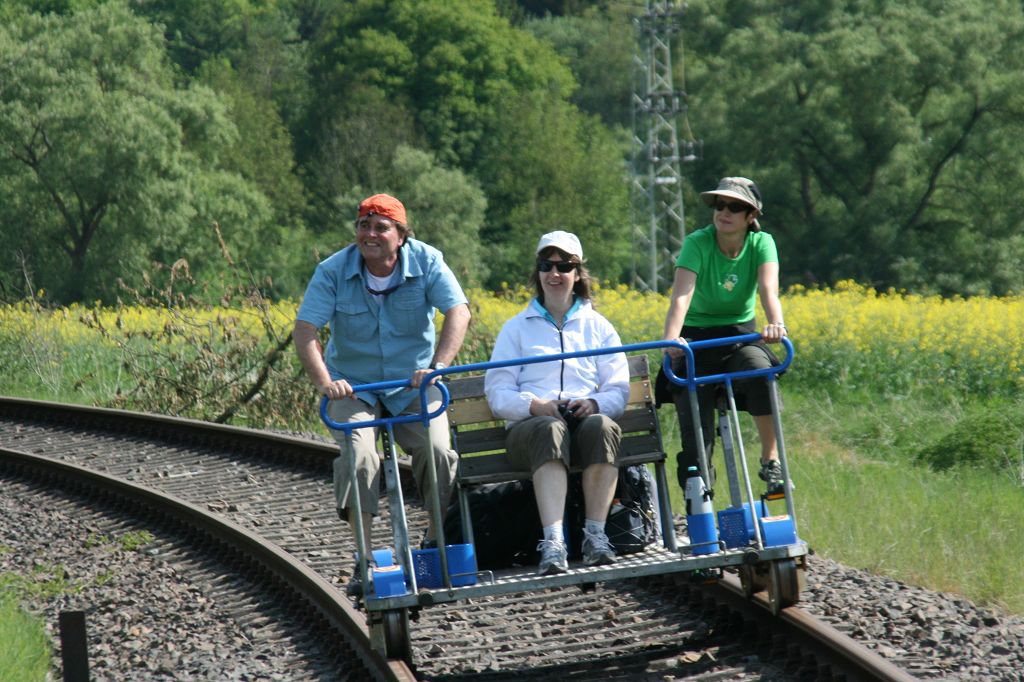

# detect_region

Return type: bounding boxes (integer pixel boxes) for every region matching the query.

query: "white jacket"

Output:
[485,298,630,427]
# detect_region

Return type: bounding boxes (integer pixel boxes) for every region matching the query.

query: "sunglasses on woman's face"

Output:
[715,200,752,213]
[537,259,578,273]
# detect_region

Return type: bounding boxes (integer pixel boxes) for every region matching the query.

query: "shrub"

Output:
[916,410,1024,484]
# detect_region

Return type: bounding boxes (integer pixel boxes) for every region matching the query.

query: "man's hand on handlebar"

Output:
[410,368,438,388]
[319,378,355,400]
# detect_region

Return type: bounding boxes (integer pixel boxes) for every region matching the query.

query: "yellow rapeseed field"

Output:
[2,281,1022,399]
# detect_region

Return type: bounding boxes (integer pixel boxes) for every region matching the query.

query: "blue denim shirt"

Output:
[296,238,467,414]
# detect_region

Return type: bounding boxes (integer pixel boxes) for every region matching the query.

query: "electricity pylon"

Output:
[630,0,700,293]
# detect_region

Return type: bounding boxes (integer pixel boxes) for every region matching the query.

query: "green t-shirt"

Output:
[674,224,778,327]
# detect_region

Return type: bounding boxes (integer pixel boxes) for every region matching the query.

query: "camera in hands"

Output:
[557,402,582,432]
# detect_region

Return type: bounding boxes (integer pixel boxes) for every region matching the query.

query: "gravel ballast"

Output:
[3,473,1023,681]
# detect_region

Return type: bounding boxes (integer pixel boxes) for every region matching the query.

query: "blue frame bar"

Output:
[319,335,794,433]
[660,334,794,390]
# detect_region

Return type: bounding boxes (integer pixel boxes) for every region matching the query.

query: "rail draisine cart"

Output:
[320,336,805,662]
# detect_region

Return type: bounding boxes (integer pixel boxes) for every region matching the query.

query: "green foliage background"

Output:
[3,0,1023,304]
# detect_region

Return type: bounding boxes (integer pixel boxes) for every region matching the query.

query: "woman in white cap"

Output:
[659,177,790,496]
[484,231,630,575]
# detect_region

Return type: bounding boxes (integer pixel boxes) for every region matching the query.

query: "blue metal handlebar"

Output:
[319,381,451,432]
[317,335,794,431]
[660,333,794,390]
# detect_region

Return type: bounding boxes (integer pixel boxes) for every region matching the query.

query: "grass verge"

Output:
[785,391,1024,614]
[0,591,50,681]
[655,388,1024,615]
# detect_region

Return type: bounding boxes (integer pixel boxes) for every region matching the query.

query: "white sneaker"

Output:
[582,529,616,566]
[536,539,568,575]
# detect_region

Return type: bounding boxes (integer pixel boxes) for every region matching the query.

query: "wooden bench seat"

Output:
[445,353,674,547]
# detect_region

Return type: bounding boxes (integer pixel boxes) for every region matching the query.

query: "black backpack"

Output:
[605,464,659,554]
[443,480,541,569]
[443,465,659,569]
[565,464,659,558]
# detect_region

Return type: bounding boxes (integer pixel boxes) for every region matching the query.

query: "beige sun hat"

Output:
[700,177,764,230]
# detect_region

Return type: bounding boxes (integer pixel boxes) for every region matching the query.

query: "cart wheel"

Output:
[767,559,800,615]
[382,609,412,663]
[738,563,767,598]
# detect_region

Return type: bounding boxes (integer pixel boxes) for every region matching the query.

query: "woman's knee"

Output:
[578,413,619,437]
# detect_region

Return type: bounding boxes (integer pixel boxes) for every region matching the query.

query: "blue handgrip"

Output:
[319,380,451,432]
[661,333,793,390]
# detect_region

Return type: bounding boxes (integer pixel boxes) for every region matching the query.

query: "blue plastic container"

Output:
[717,507,749,549]
[744,501,769,539]
[371,547,394,567]
[412,543,478,588]
[411,548,443,588]
[687,513,718,555]
[717,501,770,548]
[371,564,408,597]
[759,514,797,547]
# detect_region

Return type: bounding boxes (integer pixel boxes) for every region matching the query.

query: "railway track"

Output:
[0,397,916,680]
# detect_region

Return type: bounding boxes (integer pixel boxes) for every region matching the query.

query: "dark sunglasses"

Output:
[366,283,401,297]
[537,259,578,273]
[715,200,752,213]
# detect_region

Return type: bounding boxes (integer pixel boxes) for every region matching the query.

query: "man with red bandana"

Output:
[293,194,471,586]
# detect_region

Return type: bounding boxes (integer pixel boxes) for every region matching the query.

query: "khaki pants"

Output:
[505,414,621,473]
[327,385,458,516]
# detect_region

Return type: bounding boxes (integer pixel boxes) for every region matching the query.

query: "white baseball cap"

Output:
[536,230,583,260]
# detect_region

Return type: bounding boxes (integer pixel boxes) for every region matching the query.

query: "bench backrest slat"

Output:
[446,354,665,486]
[447,355,653,427]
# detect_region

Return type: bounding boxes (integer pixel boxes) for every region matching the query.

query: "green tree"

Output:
[306,0,576,167]
[196,59,312,296]
[133,0,313,131]
[524,5,638,130]
[302,84,423,242]
[0,0,101,19]
[683,0,1024,295]
[306,0,631,289]
[130,0,258,74]
[475,90,631,288]
[387,146,489,289]
[0,2,272,302]
[506,0,610,19]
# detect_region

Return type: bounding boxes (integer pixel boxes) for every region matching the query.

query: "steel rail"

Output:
[0,443,417,682]
[713,572,918,682]
[1,395,341,459]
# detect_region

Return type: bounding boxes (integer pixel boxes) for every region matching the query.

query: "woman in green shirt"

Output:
[660,177,789,495]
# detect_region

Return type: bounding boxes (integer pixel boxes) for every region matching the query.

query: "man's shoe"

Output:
[581,529,616,566]
[536,539,568,575]
[758,460,787,496]
[345,570,364,597]
[345,557,375,597]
